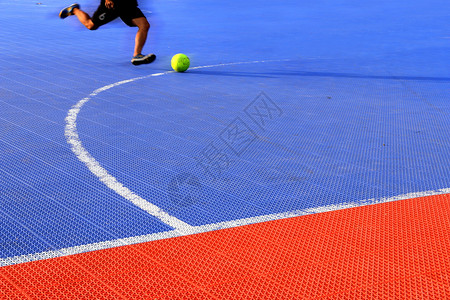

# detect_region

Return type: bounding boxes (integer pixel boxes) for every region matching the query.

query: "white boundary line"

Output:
[2,188,449,267]
[1,60,449,267]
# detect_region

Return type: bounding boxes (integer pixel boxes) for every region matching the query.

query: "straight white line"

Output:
[0,230,180,267]
[197,187,450,231]
[1,188,448,267]
[302,188,450,214]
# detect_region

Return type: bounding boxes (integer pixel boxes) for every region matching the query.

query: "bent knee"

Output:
[86,20,97,30]
[141,21,150,31]
[134,18,150,31]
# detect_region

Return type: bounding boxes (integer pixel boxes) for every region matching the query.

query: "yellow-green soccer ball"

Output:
[171,53,190,72]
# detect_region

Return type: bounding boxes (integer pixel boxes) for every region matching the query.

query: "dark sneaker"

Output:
[131,53,156,66]
[59,3,80,19]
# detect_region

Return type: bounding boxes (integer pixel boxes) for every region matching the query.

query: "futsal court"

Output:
[1,0,449,298]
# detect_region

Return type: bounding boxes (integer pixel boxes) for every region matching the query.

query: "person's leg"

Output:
[72,8,95,30]
[119,6,155,64]
[60,3,116,31]
[59,4,95,29]
[131,17,150,56]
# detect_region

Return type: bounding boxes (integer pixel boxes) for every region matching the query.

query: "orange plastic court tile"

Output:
[1,194,449,299]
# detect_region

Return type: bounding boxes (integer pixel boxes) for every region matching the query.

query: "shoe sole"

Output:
[59,4,79,19]
[132,54,156,66]
[59,9,70,18]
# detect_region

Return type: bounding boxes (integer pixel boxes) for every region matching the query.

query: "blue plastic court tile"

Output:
[0,0,449,257]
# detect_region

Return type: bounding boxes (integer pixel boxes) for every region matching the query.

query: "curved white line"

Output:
[64,60,288,231]
[64,73,195,232]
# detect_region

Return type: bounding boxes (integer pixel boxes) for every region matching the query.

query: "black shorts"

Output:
[92,1,145,29]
